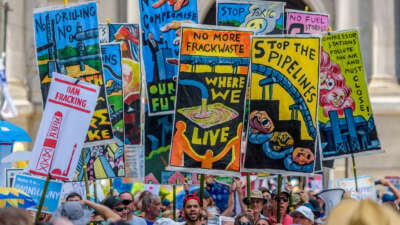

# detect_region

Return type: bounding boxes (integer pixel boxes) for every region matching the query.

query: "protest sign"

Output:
[139,0,198,115]
[217,0,285,35]
[61,181,105,202]
[27,73,99,181]
[75,143,124,180]
[101,43,124,142]
[103,23,142,145]
[13,174,63,213]
[0,143,12,187]
[145,113,174,184]
[385,176,400,192]
[33,2,113,144]
[286,10,329,34]
[168,25,252,175]
[335,175,377,200]
[124,145,145,181]
[71,43,127,181]
[5,168,24,187]
[319,30,381,159]
[243,36,320,175]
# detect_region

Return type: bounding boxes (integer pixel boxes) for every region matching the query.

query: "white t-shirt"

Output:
[128,216,147,225]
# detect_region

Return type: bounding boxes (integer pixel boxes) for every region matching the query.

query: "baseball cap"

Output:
[103,196,123,208]
[382,193,397,202]
[290,205,315,222]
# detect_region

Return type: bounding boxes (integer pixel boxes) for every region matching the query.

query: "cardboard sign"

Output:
[13,174,63,213]
[139,0,198,114]
[244,36,320,175]
[217,0,285,35]
[335,175,377,200]
[27,73,99,181]
[168,25,252,175]
[319,30,381,159]
[33,2,113,144]
[5,168,24,187]
[286,10,329,34]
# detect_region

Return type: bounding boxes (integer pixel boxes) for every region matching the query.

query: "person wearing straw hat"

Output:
[242,190,267,221]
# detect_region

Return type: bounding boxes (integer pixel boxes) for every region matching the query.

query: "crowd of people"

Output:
[2,177,400,225]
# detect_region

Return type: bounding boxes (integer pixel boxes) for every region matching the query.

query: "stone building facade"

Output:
[2,0,399,181]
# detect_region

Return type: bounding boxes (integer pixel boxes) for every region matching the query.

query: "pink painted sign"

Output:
[286,10,329,34]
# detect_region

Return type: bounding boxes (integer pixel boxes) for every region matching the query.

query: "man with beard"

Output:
[183,194,202,225]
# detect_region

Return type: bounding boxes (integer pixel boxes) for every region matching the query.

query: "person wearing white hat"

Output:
[289,206,314,225]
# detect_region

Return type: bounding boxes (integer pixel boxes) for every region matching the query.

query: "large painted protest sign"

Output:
[286,10,329,35]
[14,174,63,213]
[217,0,284,35]
[101,23,142,145]
[139,0,198,115]
[168,25,252,175]
[33,2,113,144]
[145,113,173,184]
[75,142,124,180]
[27,73,99,181]
[319,30,381,159]
[101,43,124,141]
[244,36,320,174]
[74,43,126,181]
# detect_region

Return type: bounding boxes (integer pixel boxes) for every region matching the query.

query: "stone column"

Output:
[127,0,140,23]
[368,0,400,111]
[5,0,33,124]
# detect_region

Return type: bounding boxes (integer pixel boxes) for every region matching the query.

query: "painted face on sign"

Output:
[292,147,314,165]
[269,131,294,151]
[249,110,274,134]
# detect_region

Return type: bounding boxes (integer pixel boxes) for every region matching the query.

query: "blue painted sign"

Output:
[13,174,63,213]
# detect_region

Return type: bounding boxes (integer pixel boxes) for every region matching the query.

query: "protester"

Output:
[66,192,83,202]
[240,189,266,221]
[289,206,314,225]
[142,193,162,225]
[182,194,202,225]
[0,208,33,225]
[51,201,92,225]
[267,191,293,225]
[135,191,152,217]
[234,213,254,225]
[119,192,146,224]
[255,218,271,225]
[102,196,129,221]
[325,199,400,225]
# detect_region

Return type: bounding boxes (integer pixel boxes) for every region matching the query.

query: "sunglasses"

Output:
[114,207,128,212]
[239,222,251,225]
[122,200,132,205]
[274,197,289,202]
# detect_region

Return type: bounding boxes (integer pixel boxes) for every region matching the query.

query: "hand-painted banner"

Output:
[139,0,198,115]
[168,25,252,175]
[14,174,63,213]
[73,44,126,181]
[217,0,285,35]
[107,24,142,145]
[101,43,124,142]
[160,171,200,185]
[27,73,99,181]
[74,142,125,180]
[286,10,329,34]
[244,36,320,175]
[319,30,381,159]
[145,113,174,184]
[33,2,113,144]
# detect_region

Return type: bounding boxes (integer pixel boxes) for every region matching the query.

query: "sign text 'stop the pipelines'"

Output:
[180,26,252,58]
